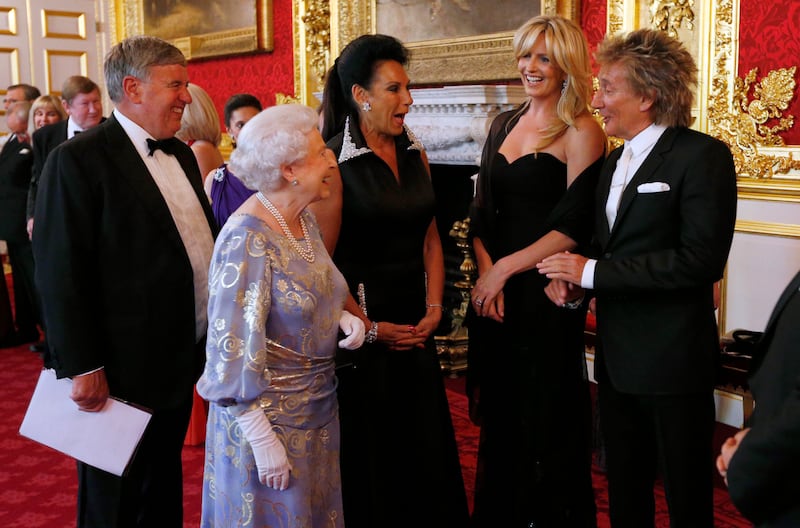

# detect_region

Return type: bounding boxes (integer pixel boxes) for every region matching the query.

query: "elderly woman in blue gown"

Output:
[197,104,364,528]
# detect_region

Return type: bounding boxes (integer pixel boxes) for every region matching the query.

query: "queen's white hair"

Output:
[229,104,320,192]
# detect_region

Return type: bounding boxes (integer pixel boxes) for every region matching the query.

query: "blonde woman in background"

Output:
[176,83,225,184]
[28,95,66,132]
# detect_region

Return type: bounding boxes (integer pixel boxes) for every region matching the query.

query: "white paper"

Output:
[19,369,152,476]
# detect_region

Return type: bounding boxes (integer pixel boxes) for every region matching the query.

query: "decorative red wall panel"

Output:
[185,0,294,128]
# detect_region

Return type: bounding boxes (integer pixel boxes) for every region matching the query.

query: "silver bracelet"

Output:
[365,321,379,343]
[562,297,584,310]
[426,303,443,309]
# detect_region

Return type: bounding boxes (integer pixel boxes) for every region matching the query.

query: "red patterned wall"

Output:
[185,0,294,127]
[580,0,607,75]
[738,0,800,145]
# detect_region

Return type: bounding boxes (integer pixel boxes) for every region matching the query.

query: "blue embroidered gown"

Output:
[197,211,347,528]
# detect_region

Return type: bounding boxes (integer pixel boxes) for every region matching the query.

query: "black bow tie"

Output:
[146,138,177,157]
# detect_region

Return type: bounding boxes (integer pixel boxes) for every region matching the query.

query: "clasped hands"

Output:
[380,309,441,350]
[537,251,588,307]
[471,251,589,319]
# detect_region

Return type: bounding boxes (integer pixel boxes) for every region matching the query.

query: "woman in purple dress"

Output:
[204,93,262,228]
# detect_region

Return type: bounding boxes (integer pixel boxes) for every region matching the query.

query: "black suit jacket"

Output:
[726,270,800,527]
[0,136,33,242]
[27,120,68,221]
[32,114,217,411]
[592,127,738,394]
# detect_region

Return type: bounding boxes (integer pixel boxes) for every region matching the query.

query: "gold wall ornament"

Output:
[293,0,332,106]
[301,0,330,87]
[708,66,800,179]
[275,93,302,105]
[651,0,695,38]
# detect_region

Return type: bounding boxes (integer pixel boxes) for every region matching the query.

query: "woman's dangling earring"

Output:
[362,101,372,112]
[561,79,567,95]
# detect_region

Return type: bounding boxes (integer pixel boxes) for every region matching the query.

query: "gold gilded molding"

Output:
[275,92,301,104]
[293,0,331,106]
[296,0,578,103]
[0,7,18,36]
[709,67,800,180]
[704,0,800,200]
[735,219,800,239]
[42,10,87,40]
[651,0,695,37]
[301,0,330,89]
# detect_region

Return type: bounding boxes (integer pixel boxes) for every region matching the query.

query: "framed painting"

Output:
[339,0,577,85]
[115,0,273,60]
[292,0,578,105]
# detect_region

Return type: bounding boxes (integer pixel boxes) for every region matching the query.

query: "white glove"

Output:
[235,407,291,490]
[338,310,366,350]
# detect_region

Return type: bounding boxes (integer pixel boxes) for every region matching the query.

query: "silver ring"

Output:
[476,299,483,306]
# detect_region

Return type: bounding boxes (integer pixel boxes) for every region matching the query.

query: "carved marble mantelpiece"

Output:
[406,84,526,166]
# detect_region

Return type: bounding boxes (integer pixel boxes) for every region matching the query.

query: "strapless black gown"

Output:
[470,152,603,527]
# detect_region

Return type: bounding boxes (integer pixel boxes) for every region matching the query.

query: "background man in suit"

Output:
[537,29,738,527]
[25,75,104,359]
[27,75,104,238]
[33,36,216,527]
[0,83,38,346]
[0,101,38,346]
[2,83,39,113]
[717,270,800,526]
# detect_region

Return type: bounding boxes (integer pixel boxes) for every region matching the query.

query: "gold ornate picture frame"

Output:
[114,0,273,60]
[293,0,578,106]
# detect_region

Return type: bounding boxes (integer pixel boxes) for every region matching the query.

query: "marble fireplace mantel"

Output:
[405,84,526,166]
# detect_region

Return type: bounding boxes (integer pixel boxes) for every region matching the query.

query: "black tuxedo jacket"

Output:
[32,114,217,411]
[726,270,800,527]
[0,136,33,242]
[27,120,68,220]
[592,127,738,394]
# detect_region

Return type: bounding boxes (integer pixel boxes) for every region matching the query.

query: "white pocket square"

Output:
[19,148,30,155]
[637,182,670,193]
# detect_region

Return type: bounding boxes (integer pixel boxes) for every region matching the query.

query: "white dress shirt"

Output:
[114,109,215,341]
[581,123,667,289]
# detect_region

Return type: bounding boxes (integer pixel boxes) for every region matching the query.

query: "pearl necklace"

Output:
[255,192,315,262]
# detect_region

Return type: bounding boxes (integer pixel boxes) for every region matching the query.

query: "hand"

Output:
[536,251,589,286]
[716,427,750,486]
[71,370,110,412]
[236,408,291,490]
[26,218,34,240]
[471,264,507,319]
[543,279,585,308]
[377,321,426,351]
[338,310,366,350]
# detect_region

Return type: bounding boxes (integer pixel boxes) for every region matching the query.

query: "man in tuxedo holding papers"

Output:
[537,29,738,527]
[32,36,216,527]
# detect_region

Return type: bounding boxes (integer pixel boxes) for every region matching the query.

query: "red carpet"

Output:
[0,271,750,527]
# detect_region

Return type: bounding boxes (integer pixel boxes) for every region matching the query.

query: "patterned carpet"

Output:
[0,272,750,527]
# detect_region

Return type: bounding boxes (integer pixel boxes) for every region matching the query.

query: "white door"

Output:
[0,0,98,132]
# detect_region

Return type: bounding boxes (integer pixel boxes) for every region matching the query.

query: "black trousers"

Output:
[76,397,192,528]
[6,239,39,336]
[598,382,715,528]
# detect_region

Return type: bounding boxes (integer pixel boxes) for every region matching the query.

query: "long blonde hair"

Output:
[176,83,222,146]
[511,15,594,148]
